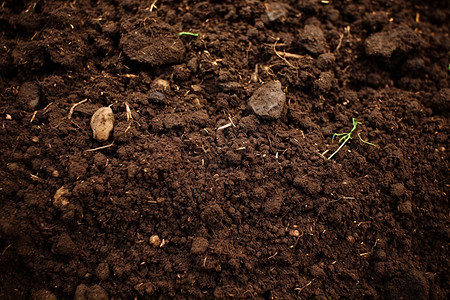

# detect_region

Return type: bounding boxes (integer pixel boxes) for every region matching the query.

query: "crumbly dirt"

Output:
[1,0,449,299]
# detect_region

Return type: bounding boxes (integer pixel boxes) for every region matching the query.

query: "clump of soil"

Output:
[0,0,449,299]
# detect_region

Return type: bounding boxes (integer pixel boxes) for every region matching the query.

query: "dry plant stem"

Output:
[273,38,298,69]
[328,138,349,160]
[85,141,115,152]
[30,111,37,123]
[67,98,87,119]
[149,0,157,11]
[125,102,133,133]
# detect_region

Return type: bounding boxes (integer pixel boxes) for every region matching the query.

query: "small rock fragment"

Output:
[289,229,300,237]
[191,237,209,254]
[149,235,161,247]
[90,107,114,142]
[248,81,285,119]
[53,186,71,209]
[151,78,170,91]
[299,25,329,55]
[18,81,40,110]
[265,2,288,22]
[53,232,77,255]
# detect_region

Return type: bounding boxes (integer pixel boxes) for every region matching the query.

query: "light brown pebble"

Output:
[90,106,114,142]
[149,235,161,247]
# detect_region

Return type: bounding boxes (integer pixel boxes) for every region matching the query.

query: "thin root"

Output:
[85,141,115,152]
[273,38,299,69]
[67,99,88,119]
[295,279,314,293]
[30,111,37,123]
[125,102,133,133]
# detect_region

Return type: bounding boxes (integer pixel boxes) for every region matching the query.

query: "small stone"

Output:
[398,201,413,215]
[53,186,71,209]
[346,235,355,243]
[53,232,77,255]
[149,235,161,247]
[18,81,40,110]
[299,25,329,55]
[151,78,170,91]
[248,81,285,119]
[265,2,288,22]
[5,114,12,120]
[191,237,209,254]
[90,107,114,142]
[289,229,300,237]
[32,289,57,300]
[51,170,60,178]
[147,90,166,104]
[31,136,39,143]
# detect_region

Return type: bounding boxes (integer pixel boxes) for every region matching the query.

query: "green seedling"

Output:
[179,32,199,37]
[328,118,376,160]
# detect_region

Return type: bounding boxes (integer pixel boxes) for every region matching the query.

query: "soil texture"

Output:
[1,0,449,299]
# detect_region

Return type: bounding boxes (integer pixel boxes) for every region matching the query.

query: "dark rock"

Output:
[53,232,77,255]
[18,82,40,110]
[248,81,285,119]
[298,25,329,55]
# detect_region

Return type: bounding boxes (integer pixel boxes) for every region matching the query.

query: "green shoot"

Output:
[448,64,450,71]
[179,32,199,37]
[328,118,376,160]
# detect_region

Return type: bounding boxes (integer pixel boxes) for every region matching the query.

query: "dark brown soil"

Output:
[1,0,449,299]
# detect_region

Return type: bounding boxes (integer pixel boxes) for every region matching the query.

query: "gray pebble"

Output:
[248,81,285,119]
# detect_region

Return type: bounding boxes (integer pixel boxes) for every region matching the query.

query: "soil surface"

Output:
[1,0,449,299]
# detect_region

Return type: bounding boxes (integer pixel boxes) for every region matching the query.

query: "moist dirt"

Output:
[0,0,449,299]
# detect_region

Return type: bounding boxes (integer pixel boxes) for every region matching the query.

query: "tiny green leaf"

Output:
[328,118,376,160]
[179,32,199,37]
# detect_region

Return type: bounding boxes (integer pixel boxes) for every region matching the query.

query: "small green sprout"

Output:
[448,64,450,71]
[328,118,376,160]
[179,32,199,37]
